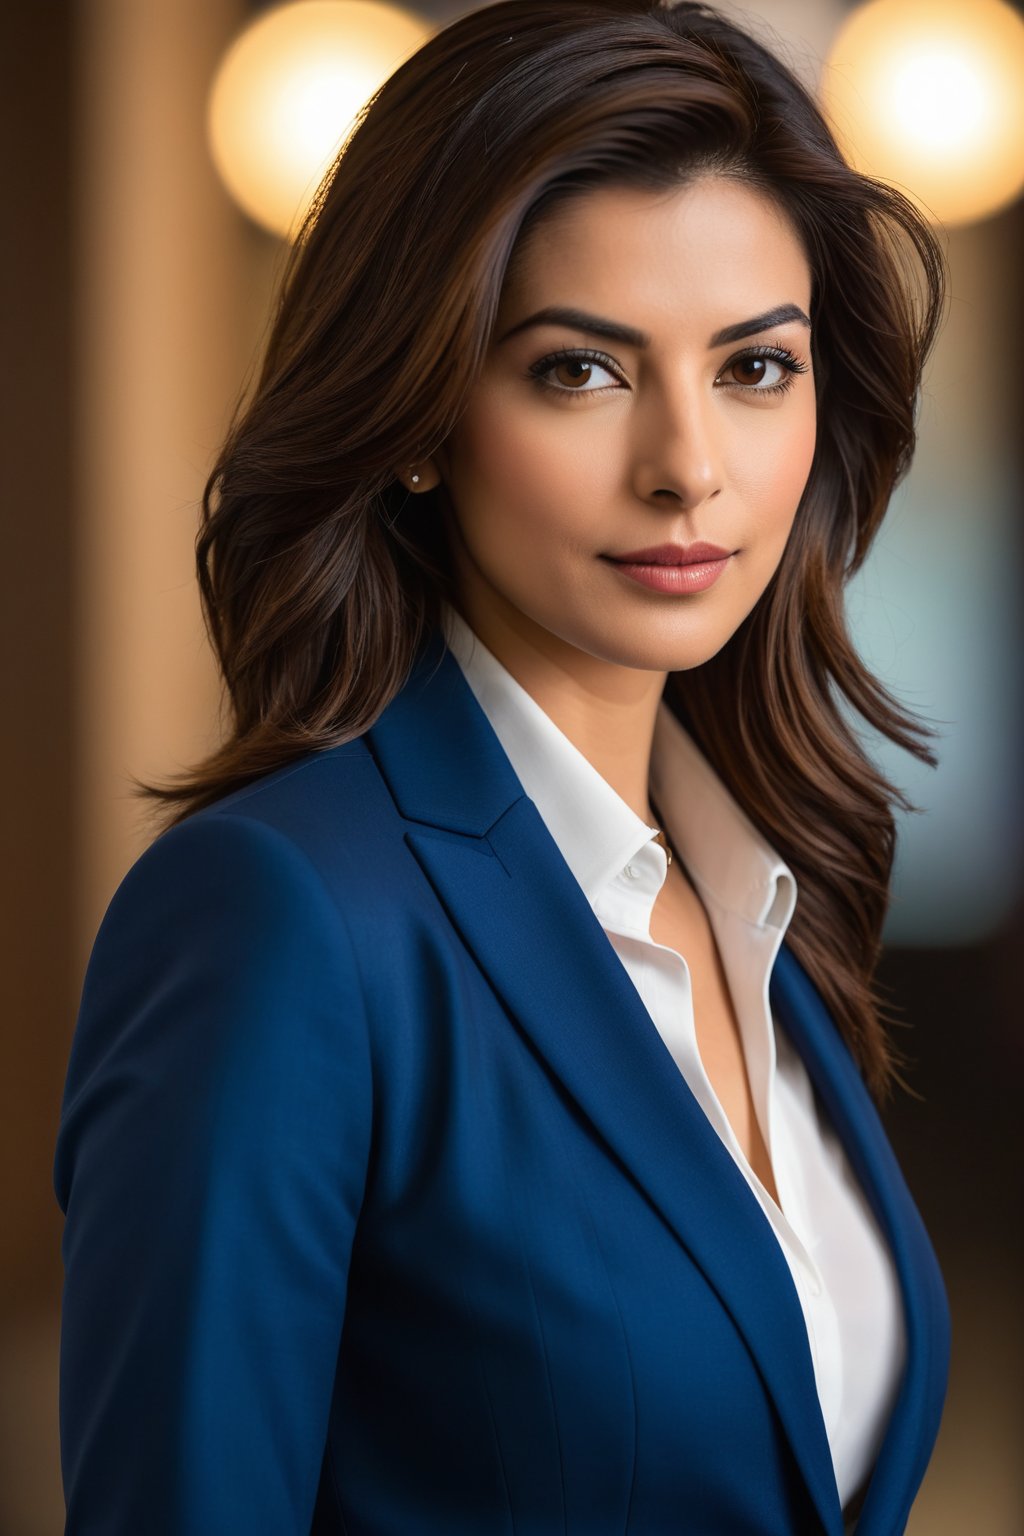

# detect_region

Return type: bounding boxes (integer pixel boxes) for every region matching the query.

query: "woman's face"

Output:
[432,175,817,678]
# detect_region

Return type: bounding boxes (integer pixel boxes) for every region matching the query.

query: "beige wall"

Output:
[3,2,261,1530]
[73,0,256,964]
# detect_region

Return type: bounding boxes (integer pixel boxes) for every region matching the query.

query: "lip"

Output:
[603,541,734,596]
[606,541,732,565]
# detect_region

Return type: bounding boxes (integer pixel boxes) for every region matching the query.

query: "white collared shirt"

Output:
[441,600,905,1512]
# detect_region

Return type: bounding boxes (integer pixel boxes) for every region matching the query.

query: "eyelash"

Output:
[526,343,810,398]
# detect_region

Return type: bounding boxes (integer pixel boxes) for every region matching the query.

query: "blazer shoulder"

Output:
[125,736,394,908]
[67,739,404,1095]
[196,735,381,835]
[57,786,380,1197]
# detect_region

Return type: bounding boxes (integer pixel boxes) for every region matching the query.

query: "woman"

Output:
[54,2,950,1532]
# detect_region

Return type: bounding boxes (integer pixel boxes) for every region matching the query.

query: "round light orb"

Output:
[820,0,1024,226]
[208,0,431,240]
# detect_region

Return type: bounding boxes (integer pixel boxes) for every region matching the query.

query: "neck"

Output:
[447,591,666,825]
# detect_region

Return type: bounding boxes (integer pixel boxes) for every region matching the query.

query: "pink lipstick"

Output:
[604,541,733,594]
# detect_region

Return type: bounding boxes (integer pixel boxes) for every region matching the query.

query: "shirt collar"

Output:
[440,600,796,932]
[648,701,795,930]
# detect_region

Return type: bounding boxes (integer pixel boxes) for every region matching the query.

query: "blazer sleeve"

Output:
[53,812,374,1535]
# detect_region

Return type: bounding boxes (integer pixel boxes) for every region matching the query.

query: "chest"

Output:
[647,863,779,1201]
[341,916,823,1532]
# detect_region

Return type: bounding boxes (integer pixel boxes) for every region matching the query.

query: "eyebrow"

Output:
[496,302,811,350]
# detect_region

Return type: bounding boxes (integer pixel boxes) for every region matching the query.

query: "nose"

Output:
[630,381,724,511]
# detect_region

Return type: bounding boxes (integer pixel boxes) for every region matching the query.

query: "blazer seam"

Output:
[205,741,370,818]
[456,1268,518,1536]
[499,1112,569,1534]
[520,1252,569,1536]
[325,1436,352,1536]
[551,1108,640,1535]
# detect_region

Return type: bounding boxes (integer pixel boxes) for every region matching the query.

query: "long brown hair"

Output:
[138,0,946,1097]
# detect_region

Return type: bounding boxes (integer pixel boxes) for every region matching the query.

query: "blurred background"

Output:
[2,0,1021,1529]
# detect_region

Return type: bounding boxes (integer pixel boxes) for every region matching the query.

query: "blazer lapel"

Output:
[367,632,854,1534]
[770,949,951,1535]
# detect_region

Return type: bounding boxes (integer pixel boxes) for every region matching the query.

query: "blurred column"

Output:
[0,3,76,1329]
[73,0,254,971]
[0,1,258,1531]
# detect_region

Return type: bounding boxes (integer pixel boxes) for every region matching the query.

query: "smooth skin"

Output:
[402,176,817,1201]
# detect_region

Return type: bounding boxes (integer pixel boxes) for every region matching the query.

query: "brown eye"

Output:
[553,358,595,388]
[529,350,623,393]
[717,348,805,392]
[729,357,769,386]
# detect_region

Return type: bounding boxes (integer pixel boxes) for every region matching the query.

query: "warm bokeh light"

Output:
[207,0,431,240]
[821,0,1024,226]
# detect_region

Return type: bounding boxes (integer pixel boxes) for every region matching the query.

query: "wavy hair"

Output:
[138,0,946,1096]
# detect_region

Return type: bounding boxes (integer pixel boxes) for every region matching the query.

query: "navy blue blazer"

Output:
[54,625,950,1535]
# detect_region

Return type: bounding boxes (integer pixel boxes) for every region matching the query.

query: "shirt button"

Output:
[623,864,640,880]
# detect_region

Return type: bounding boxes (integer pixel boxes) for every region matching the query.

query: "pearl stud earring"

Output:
[411,472,421,485]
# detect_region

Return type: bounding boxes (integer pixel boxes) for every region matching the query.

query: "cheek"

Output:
[443,391,606,544]
[734,405,817,534]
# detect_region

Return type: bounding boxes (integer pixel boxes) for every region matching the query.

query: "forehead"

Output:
[500,177,812,328]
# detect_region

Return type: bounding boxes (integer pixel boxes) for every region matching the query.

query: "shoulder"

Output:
[57,746,385,1208]
[75,740,395,1061]
[108,737,396,932]
[69,735,417,1090]
[188,734,388,862]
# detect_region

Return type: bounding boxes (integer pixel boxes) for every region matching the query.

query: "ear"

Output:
[398,460,442,493]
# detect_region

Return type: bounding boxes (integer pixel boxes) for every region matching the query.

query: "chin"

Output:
[565,627,733,677]
[597,607,745,668]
